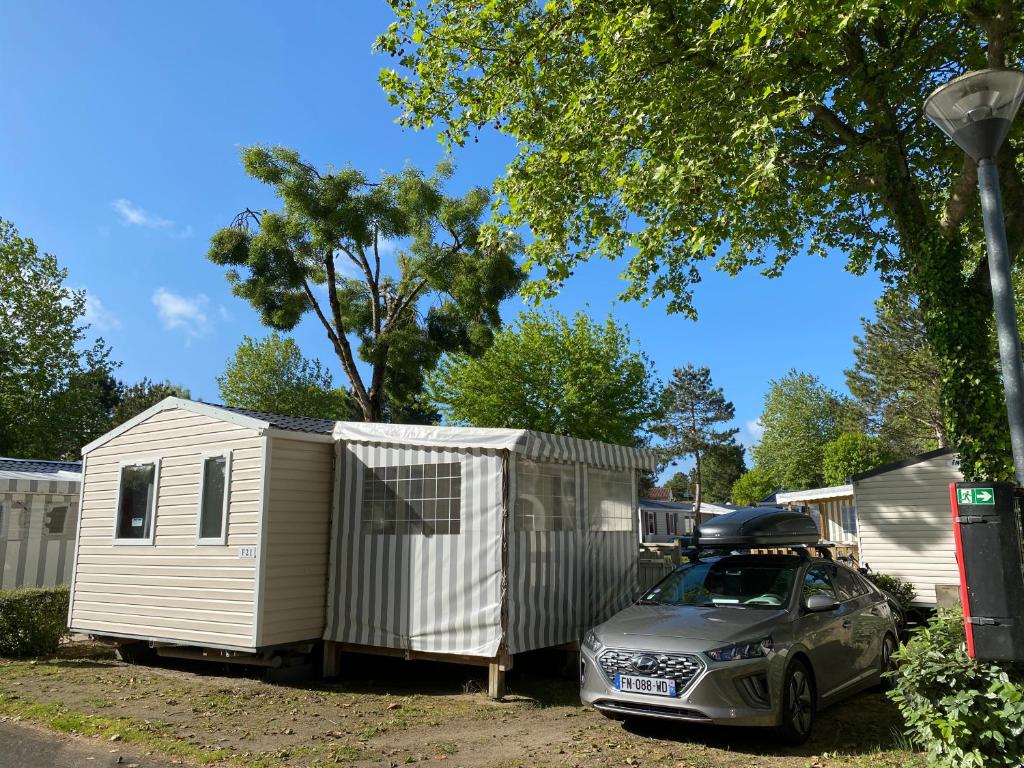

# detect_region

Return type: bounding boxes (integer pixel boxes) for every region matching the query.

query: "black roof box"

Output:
[694,507,819,547]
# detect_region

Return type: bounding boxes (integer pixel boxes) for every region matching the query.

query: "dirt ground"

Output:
[0,640,921,768]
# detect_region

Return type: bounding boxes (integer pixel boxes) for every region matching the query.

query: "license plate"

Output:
[614,673,676,697]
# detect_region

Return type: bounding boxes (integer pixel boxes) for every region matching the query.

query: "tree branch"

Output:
[939,155,978,233]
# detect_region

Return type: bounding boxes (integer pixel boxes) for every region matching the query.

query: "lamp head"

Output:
[924,69,1024,160]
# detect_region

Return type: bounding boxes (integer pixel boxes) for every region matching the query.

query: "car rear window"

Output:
[643,559,799,609]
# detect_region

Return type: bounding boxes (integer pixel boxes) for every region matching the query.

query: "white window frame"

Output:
[112,457,161,546]
[196,450,232,546]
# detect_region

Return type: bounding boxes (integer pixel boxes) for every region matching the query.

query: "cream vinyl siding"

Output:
[854,453,962,606]
[258,437,333,646]
[70,407,264,649]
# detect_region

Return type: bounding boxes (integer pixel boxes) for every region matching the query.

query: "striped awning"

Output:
[332,422,658,471]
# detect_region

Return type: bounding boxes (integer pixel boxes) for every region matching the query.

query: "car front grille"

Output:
[597,649,704,695]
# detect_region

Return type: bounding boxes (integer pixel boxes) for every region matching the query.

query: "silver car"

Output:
[580,553,898,744]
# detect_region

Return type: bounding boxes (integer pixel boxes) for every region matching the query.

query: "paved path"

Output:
[0,720,178,768]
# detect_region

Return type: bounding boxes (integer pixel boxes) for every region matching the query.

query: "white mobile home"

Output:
[852,449,963,608]
[68,399,658,693]
[775,484,858,553]
[68,399,335,654]
[0,458,82,589]
[323,422,658,693]
[638,498,695,544]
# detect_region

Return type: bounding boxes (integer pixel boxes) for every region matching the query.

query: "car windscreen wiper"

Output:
[636,598,663,605]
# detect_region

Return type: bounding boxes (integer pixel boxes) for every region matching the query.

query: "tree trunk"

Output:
[693,448,702,519]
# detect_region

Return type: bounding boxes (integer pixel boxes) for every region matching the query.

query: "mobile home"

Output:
[1,458,82,589]
[69,399,658,694]
[68,399,335,655]
[852,449,963,608]
[775,484,858,558]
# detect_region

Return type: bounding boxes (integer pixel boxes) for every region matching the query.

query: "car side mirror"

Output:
[805,593,839,612]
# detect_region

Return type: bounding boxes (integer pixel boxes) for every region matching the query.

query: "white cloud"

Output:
[743,419,765,446]
[152,288,211,339]
[83,292,121,332]
[112,199,191,238]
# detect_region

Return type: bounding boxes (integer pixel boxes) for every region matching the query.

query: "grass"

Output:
[0,641,924,768]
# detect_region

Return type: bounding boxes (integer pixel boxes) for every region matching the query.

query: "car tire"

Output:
[776,658,815,746]
[877,633,898,692]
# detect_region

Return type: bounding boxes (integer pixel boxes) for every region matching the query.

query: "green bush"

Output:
[0,585,70,657]
[889,609,1024,767]
[863,571,917,613]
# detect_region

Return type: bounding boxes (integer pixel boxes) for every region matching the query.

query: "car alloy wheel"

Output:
[879,633,898,690]
[777,659,815,746]
[788,668,813,735]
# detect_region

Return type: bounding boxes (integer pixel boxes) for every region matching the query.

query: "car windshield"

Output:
[641,559,798,609]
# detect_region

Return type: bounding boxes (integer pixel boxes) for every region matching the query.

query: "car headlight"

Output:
[582,629,604,654]
[705,637,773,662]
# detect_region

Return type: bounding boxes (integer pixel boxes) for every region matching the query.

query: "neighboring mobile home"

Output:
[638,498,695,544]
[775,484,858,558]
[0,458,82,589]
[852,448,963,608]
[68,399,335,655]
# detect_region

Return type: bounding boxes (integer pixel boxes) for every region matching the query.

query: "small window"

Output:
[645,511,657,535]
[588,468,634,531]
[840,505,858,538]
[515,458,576,532]
[114,461,159,544]
[362,461,462,535]
[666,513,677,536]
[45,505,68,536]
[197,452,231,544]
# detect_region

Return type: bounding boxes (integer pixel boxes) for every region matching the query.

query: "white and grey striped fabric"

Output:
[332,423,658,472]
[325,437,641,659]
[506,458,638,654]
[325,441,505,657]
[0,478,80,589]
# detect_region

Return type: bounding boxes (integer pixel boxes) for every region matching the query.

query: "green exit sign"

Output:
[958,487,995,505]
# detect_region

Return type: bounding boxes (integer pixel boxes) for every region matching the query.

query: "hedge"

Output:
[0,585,70,657]
[889,609,1024,767]
[862,571,916,614]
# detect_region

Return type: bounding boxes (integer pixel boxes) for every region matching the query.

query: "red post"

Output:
[948,482,977,658]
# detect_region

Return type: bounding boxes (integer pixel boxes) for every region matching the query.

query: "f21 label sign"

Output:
[238,546,257,559]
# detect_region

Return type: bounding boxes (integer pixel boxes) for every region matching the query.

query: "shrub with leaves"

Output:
[863,572,917,614]
[0,586,70,657]
[889,609,1024,767]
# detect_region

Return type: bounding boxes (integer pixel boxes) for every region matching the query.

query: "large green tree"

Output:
[822,432,895,485]
[847,291,947,455]
[731,466,779,507]
[217,333,357,421]
[753,370,846,490]
[0,219,117,459]
[208,148,524,422]
[378,0,1024,480]
[425,310,658,445]
[652,365,738,514]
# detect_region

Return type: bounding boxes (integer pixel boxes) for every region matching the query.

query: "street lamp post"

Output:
[925,68,1024,484]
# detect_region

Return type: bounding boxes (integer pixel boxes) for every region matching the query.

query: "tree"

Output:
[111,379,192,426]
[425,310,658,445]
[664,471,691,500]
[378,1,1024,481]
[217,333,358,421]
[731,467,778,507]
[847,291,946,456]
[0,218,117,459]
[652,365,738,515]
[693,443,747,503]
[822,432,895,486]
[753,371,845,490]
[208,147,524,422]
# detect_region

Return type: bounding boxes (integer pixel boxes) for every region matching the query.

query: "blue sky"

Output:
[1,2,883,472]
